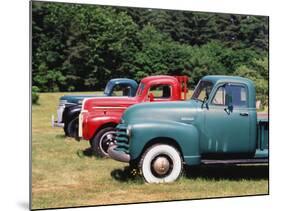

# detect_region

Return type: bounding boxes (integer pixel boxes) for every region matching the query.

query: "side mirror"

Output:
[201,96,209,109]
[148,93,154,101]
[228,104,233,112]
[225,94,233,113]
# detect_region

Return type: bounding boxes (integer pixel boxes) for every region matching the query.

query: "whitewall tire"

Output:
[139,144,183,183]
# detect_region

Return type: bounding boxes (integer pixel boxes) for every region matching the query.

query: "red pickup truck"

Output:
[78,75,188,157]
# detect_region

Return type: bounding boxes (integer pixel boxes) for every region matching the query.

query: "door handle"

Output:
[240,112,249,116]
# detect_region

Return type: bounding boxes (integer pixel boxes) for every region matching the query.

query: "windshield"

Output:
[136,83,145,96]
[192,80,213,101]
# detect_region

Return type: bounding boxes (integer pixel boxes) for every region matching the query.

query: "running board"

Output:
[201,159,268,165]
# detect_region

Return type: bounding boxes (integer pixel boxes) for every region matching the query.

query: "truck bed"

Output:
[257,112,269,122]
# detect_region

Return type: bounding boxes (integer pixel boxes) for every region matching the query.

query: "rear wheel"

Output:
[67,117,79,138]
[139,144,183,183]
[91,127,116,157]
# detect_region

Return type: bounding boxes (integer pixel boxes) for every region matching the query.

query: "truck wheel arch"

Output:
[90,122,118,143]
[63,106,81,123]
[136,137,184,164]
[129,122,201,166]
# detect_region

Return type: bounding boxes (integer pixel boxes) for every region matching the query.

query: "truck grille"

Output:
[115,124,129,153]
[57,104,65,123]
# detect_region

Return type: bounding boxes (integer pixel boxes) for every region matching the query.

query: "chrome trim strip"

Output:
[78,113,83,137]
[91,106,127,109]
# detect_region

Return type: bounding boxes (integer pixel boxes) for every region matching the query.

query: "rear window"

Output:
[111,84,132,96]
[148,84,171,98]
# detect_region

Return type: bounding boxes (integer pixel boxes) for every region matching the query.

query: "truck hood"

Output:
[83,96,138,111]
[122,99,202,125]
[60,94,105,104]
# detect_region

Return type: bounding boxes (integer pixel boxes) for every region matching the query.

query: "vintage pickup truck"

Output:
[108,75,269,183]
[51,78,138,137]
[79,75,188,157]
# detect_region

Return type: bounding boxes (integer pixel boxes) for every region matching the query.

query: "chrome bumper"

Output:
[51,115,64,128]
[51,104,65,128]
[108,145,130,163]
[78,112,83,138]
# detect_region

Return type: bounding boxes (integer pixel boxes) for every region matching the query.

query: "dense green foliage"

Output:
[32,86,40,104]
[234,57,269,107]
[32,2,268,104]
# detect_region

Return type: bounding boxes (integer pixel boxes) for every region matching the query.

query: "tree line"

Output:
[32,2,268,105]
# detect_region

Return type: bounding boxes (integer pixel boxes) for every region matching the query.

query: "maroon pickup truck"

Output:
[78,75,189,157]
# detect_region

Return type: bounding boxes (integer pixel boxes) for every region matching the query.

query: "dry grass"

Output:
[31,92,268,210]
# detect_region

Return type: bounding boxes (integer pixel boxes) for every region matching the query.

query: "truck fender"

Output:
[63,105,81,123]
[84,115,121,140]
[129,121,201,165]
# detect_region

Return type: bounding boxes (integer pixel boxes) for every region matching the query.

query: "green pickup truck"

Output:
[108,75,269,183]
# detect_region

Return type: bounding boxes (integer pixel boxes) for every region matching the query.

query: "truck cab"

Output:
[109,75,268,183]
[51,78,138,137]
[79,75,188,157]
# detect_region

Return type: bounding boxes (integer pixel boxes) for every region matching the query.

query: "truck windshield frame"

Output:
[191,80,214,102]
[103,81,115,95]
[136,83,145,96]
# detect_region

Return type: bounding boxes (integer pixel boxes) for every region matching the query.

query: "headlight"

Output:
[126,125,132,137]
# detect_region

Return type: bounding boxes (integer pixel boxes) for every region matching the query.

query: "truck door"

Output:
[203,83,250,154]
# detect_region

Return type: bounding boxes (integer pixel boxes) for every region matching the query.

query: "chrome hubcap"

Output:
[152,156,170,176]
[100,131,116,155]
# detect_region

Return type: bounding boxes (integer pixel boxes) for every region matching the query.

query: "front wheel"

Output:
[139,144,183,183]
[66,117,79,138]
[91,127,116,157]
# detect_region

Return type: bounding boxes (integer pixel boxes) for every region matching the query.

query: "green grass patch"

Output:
[31,92,268,209]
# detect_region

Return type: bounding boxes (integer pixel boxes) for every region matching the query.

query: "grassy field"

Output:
[31,92,269,210]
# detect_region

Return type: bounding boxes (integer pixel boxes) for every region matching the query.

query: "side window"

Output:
[112,84,132,96]
[148,84,171,99]
[212,84,247,107]
[226,85,247,107]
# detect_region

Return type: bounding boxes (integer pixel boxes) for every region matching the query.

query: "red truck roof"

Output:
[140,75,188,100]
[141,75,179,83]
